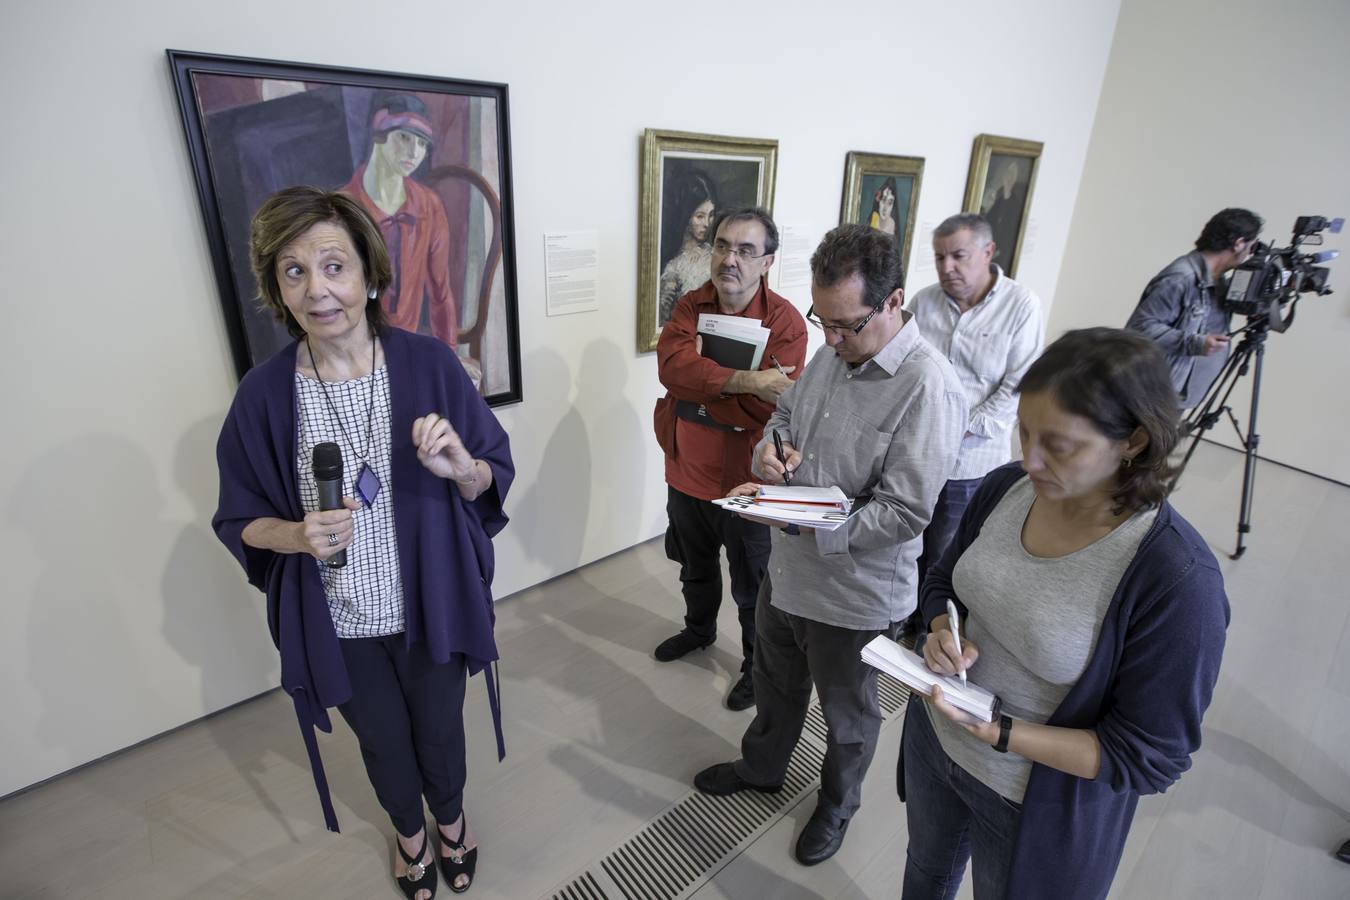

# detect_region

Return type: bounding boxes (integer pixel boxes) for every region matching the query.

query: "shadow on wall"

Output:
[11,435,176,777]
[575,337,648,555]
[508,345,592,575]
[161,414,278,712]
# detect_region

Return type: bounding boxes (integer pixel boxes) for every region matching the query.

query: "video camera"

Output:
[1222,215,1343,332]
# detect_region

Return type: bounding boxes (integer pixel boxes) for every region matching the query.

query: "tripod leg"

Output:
[1232,342,1266,559]
[1174,339,1248,484]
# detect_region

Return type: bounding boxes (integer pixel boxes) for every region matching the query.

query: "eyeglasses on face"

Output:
[805,303,884,336]
[712,239,769,261]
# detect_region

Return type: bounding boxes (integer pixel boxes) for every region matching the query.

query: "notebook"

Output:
[860,635,1001,723]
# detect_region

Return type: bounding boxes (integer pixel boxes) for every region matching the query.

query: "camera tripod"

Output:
[1173,317,1272,559]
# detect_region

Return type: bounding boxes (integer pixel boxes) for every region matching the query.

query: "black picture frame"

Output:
[168,50,523,406]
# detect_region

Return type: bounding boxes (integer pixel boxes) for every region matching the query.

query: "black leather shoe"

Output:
[1336,839,1350,864]
[693,762,782,796]
[794,812,849,866]
[655,630,713,662]
[725,670,755,711]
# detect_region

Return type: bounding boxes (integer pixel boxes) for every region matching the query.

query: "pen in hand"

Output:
[770,354,789,377]
[772,428,792,486]
[946,599,967,688]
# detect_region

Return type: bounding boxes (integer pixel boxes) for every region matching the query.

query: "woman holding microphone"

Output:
[214,186,512,898]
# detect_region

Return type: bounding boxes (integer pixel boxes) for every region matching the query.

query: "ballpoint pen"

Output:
[947,599,967,688]
[769,354,788,377]
[772,428,792,486]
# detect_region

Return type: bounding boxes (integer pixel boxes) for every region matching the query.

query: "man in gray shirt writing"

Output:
[692,224,967,865]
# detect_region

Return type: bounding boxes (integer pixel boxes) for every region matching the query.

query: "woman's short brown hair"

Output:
[1018,328,1180,513]
[248,186,392,338]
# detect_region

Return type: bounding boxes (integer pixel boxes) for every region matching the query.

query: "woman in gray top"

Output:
[899,329,1229,900]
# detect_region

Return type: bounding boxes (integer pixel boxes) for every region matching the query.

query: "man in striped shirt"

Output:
[905,213,1044,598]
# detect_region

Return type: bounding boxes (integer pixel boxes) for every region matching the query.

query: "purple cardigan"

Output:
[213,327,514,832]
[907,463,1229,899]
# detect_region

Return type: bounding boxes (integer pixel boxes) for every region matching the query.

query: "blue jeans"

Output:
[900,700,1021,900]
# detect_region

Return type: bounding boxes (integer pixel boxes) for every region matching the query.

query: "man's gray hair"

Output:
[933,213,993,246]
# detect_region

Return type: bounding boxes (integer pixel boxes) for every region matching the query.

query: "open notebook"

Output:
[860,635,1001,723]
[712,486,862,531]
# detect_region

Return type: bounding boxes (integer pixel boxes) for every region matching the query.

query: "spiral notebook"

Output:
[860,635,1001,723]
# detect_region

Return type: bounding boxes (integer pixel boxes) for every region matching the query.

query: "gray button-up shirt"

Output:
[754,317,968,630]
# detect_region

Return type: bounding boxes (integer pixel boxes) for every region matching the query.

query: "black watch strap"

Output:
[993,714,1013,753]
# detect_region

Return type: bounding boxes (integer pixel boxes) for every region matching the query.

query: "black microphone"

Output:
[312,442,346,568]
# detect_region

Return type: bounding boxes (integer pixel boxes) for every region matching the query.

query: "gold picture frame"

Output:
[961,134,1043,278]
[840,151,925,277]
[637,128,778,353]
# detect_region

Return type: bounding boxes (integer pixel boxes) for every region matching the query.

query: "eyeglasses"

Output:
[712,240,770,261]
[806,304,884,336]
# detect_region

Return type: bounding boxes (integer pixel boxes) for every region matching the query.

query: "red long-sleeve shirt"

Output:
[653,279,807,500]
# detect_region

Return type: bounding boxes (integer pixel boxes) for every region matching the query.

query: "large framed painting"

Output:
[962,134,1042,279]
[637,128,777,352]
[840,151,925,274]
[168,50,523,406]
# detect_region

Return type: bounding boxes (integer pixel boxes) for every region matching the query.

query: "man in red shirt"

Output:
[652,208,808,710]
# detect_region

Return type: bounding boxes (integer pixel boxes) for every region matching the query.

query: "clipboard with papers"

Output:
[711,484,868,532]
[860,635,1002,723]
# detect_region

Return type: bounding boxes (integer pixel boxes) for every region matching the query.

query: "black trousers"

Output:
[665,485,771,670]
[337,634,468,838]
[735,576,884,825]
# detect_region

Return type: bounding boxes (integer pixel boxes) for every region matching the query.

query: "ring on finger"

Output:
[327,533,339,546]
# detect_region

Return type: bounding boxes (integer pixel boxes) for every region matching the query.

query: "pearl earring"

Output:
[368,287,378,300]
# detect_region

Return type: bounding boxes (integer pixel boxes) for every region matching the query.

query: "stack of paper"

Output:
[712,485,859,532]
[860,635,1001,723]
[697,313,771,371]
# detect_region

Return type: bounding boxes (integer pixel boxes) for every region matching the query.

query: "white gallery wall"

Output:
[1053,0,1350,485]
[0,0,1121,796]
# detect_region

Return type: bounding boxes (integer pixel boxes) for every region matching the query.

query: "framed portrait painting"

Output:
[962,134,1042,279]
[840,151,925,273]
[168,50,523,406]
[637,128,778,352]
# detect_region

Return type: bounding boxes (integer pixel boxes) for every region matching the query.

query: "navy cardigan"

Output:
[905,463,1229,899]
[213,327,514,832]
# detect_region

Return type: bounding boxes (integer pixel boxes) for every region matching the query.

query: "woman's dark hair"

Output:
[1195,207,1262,252]
[810,223,905,308]
[867,176,899,224]
[1018,328,1180,513]
[660,168,718,268]
[249,186,392,339]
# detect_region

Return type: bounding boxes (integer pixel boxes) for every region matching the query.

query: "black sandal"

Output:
[396,829,438,900]
[438,816,478,894]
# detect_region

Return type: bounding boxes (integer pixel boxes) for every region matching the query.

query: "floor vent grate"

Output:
[542,672,910,900]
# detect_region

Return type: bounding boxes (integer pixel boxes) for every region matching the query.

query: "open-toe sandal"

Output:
[438,816,478,894]
[396,829,438,900]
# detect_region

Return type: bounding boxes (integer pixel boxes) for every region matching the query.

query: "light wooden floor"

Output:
[2,442,1347,899]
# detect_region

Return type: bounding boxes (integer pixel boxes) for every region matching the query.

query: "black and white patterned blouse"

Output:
[295,366,405,638]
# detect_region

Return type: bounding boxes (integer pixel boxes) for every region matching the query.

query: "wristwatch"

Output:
[992,714,1013,753]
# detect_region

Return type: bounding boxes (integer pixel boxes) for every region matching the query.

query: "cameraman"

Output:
[1126,208,1263,408]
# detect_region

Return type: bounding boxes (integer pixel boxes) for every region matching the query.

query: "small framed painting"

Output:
[840,151,925,275]
[637,128,778,352]
[962,134,1042,278]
